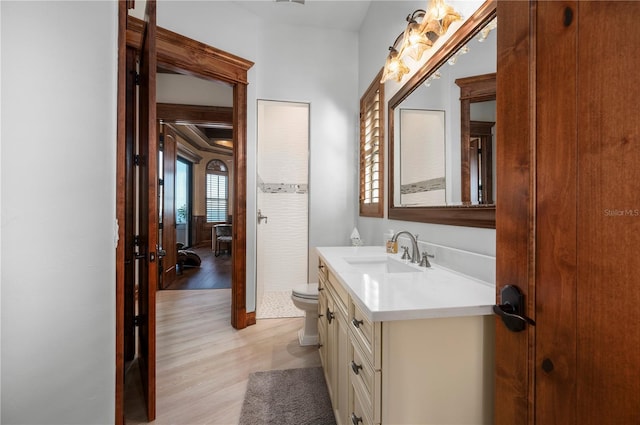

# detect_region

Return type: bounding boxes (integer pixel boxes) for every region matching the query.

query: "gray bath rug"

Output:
[239,367,336,425]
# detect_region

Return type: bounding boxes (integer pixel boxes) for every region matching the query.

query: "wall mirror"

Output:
[388,1,496,228]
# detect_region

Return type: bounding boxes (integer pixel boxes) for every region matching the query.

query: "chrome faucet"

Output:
[391,231,421,263]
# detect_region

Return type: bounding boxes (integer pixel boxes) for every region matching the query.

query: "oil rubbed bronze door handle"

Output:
[493,285,536,332]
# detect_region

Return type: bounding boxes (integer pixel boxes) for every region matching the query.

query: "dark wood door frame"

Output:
[116,10,254,424]
[124,15,254,323]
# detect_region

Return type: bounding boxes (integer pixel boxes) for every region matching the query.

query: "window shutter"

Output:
[206,159,229,222]
[359,69,385,217]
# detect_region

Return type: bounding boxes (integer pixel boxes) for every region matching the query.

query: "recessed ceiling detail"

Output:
[158,103,234,156]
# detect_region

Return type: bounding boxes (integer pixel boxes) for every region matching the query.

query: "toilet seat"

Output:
[292,283,318,300]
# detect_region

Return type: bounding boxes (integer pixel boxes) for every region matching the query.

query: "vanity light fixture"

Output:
[402,9,433,62]
[381,33,412,83]
[381,0,461,83]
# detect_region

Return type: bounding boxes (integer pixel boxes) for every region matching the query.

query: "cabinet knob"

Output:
[351,361,363,375]
[351,318,364,328]
[350,412,363,425]
[326,308,335,324]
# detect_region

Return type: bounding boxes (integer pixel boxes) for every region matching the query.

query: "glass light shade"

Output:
[402,22,433,61]
[430,0,448,20]
[381,50,410,83]
[423,0,461,35]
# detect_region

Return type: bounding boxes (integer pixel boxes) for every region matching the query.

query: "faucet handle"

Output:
[419,252,432,268]
[401,246,411,260]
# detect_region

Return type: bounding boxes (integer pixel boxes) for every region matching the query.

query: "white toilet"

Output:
[291,283,319,346]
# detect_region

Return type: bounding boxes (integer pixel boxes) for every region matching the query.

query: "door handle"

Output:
[257,209,268,224]
[493,285,535,332]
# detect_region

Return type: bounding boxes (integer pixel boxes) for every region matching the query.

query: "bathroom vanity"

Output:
[316,246,495,425]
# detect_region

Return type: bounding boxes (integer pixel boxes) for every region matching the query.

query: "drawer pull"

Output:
[351,412,363,425]
[327,308,335,324]
[350,360,363,375]
[351,318,364,328]
[318,287,324,291]
[319,264,325,270]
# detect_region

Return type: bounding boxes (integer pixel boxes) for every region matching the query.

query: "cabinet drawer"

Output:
[349,379,375,425]
[349,300,381,370]
[349,337,382,422]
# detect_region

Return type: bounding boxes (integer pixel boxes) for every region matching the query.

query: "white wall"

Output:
[1,1,117,423]
[357,0,496,256]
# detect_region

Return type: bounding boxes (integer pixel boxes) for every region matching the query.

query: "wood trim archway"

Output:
[124,16,254,329]
[116,11,254,424]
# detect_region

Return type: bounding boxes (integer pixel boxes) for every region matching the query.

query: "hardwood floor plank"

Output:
[166,244,231,290]
[125,289,320,424]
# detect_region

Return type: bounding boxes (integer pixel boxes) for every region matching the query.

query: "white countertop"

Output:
[316,246,496,322]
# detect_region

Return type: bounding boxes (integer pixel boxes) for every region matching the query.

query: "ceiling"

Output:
[231,0,372,32]
[156,1,374,156]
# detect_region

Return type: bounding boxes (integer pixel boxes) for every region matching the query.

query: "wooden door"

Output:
[136,0,157,420]
[496,2,640,423]
[159,123,177,288]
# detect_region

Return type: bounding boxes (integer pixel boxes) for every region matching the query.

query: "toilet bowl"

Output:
[291,283,319,346]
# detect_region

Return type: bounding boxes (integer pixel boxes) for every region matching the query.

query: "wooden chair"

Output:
[213,224,232,257]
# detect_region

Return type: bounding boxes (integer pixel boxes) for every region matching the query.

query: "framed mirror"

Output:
[388,0,496,228]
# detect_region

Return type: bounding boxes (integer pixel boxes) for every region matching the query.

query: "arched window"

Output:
[206,159,228,222]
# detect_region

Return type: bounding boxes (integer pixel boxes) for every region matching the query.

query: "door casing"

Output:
[115,8,254,424]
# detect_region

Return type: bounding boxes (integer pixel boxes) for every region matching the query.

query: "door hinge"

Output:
[158,222,164,230]
[158,178,164,186]
[134,315,146,327]
[134,235,141,246]
[134,155,144,166]
[134,72,141,86]
[134,251,156,262]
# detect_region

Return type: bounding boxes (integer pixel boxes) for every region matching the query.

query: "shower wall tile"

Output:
[257,193,308,292]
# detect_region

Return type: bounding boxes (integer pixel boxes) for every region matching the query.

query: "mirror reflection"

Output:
[392,17,496,208]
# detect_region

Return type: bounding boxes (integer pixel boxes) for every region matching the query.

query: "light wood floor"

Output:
[125,289,320,424]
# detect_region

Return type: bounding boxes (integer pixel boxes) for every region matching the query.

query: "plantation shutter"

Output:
[360,68,385,217]
[206,159,228,222]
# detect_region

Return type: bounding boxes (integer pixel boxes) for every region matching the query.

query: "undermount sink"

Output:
[344,257,419,274]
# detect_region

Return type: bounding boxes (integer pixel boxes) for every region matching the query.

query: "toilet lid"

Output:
[292,283,318,300]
